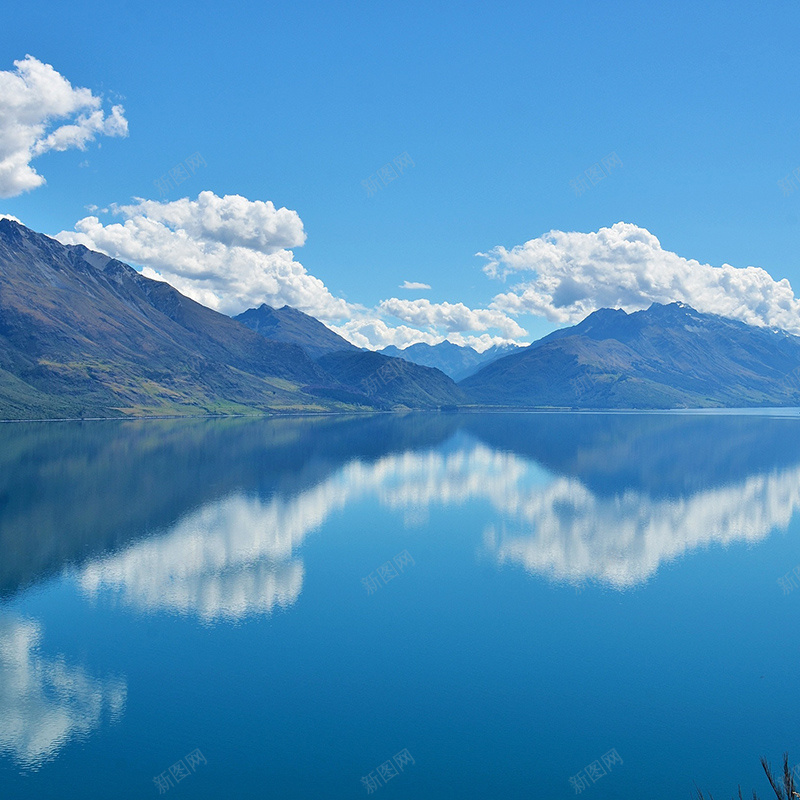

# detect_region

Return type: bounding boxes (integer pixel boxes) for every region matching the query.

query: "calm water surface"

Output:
[1,411,800,799]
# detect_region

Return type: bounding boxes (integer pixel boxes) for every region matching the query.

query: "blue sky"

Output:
[2,0,800,348]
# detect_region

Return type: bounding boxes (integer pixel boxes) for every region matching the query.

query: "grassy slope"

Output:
[316,350,468,408]
[460,304,800,408]
[0,221,362,418]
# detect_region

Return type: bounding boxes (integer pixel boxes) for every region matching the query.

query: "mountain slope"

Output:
[0,220,467,418]
[234,303,357,359]
[316,350,468,408]
[234,306,467,406]
[380,341,524,380]
[0,220,357,417]
[452,343,525,381]
[460,302,800,408]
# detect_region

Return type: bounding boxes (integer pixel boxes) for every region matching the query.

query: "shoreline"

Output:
[3,405,800,423]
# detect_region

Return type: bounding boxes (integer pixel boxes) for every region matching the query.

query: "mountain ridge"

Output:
[0,219,464,417]
[234,303,357,359]
[380,340,524,380]
[5,218,800,415]
[460,302,800,408]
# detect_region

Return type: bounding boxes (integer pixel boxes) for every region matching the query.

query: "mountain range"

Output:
[3,218,800,417]
[461,302,800,407]
[0,219,463,418]
[380,340,523,380]
[235,303,357,359]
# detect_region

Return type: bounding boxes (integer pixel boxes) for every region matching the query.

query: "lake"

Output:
[1,411,799,799]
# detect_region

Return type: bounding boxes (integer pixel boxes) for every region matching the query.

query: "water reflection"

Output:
[335,439,800,587]
[0,415,458,600]
[69,416,800,618]
[0,614,126,770]
[4,413,800,618]
[483,462,800,586]
[6,412,800,788]
[74,440,527,619]
[78,490,324,622]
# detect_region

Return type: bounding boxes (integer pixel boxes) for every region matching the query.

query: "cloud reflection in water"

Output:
[76,434,800,619]
[0,614,126,770]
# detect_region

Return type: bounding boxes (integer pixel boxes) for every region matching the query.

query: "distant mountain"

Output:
[380,341,524,380]
[11,218,800,415]
[234,303,357,359]
[232,304,470,409]
[453,343,526,381]
[317,350,469,409]
[0,220,463,418]
[460,302,800,408]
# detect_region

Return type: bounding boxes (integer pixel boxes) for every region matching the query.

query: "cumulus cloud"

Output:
[480,221,800,333]
[378,298,527,339]
[399,280,431,290]
[56,190,529,348]
[0,55,128,198]
[331,318,443,349]
[332,317,523,351]
[56,192,352,318]
[116,193,307,253]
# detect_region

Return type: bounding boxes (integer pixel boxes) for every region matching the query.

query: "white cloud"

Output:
[480,221,800,333]
[399,280,431,290]
[116,193,307,253]
[331,316,523,351]
[56,192,353,319]
[331,318,443,349]
[378,297,527,339]
[57,191,531,348]
[0,55,128,198]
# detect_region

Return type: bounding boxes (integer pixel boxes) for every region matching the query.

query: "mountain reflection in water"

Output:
[2,412,797,619]
[2,411,800,781]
